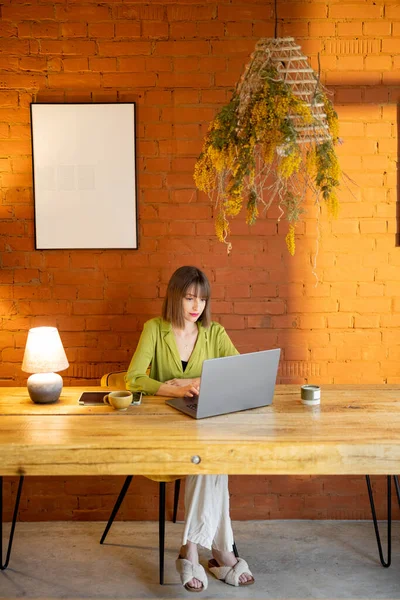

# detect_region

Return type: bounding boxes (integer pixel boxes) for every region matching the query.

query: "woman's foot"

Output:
[179,542,204,590]
[211,549,254,585]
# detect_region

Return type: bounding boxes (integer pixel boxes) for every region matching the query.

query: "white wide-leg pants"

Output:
[181,475,234,551]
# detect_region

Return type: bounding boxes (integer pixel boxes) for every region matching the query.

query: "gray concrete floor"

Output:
[0,520,399,599]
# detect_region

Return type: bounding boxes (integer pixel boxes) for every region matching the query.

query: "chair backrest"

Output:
[101,368,150,388]
[100,371,127,388]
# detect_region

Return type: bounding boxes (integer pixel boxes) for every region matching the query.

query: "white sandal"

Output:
[176,557,208,592]
[208,557,254,586]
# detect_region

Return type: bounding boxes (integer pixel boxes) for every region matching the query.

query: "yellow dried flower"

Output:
[323,97,340,143]
[278,147,302,179]
[262,140,277,164]
[285,224,296,256]
[205,143,236,173]
[206,146,225,173]
[306,147,317,177]
[291,97,313,124]
[248,166,255,184]
[224,185,243,217]
[193,152,216,193]
[316,143,341,184]
[246,197,258,225]
[326,192,339,218]
[273,94,291,120]
[327,150,341,181]
[250,99,268,138]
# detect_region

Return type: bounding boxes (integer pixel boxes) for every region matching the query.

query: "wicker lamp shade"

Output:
[237,37,332,146]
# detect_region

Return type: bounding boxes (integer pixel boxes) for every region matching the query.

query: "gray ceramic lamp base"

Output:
[27,372,63,404]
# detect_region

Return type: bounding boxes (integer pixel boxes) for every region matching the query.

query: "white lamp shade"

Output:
[22,326,69,374]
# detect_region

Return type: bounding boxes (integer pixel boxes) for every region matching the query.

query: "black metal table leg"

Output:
[1,475,24,570]
[365,475,391,568]
[100,475,133,544]
[159,482,166,585]
[394,476,400,507]
[172,478,181,523]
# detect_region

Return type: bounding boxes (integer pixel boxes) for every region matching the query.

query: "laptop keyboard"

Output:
[185,402,198,411]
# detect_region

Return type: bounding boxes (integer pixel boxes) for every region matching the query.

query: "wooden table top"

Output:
[0,384,399,477]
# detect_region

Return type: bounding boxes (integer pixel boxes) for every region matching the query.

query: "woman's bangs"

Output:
[187,279,210,300]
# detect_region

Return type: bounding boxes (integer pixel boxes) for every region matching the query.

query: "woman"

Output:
[125,266,254,592]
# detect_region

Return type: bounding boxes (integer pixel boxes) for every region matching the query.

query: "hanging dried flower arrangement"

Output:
[194,37,341,255]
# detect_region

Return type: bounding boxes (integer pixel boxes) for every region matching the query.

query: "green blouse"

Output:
[125,317,239,395]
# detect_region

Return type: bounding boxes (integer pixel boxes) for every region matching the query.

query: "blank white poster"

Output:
[31,103,137,249]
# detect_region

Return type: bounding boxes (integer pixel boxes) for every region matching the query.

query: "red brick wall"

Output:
[2,475,391,522]
[0,0,399,520]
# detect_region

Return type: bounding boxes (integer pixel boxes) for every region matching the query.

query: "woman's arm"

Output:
[125,321,163,395]
[164,377,201,388]
[156,381,200,398]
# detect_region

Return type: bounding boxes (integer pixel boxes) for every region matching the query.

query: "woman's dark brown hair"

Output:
[162,266,211,329]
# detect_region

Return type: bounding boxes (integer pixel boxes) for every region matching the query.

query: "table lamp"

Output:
[22,326,69,404]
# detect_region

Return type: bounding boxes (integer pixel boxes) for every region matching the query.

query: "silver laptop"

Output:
[166,348,281,419]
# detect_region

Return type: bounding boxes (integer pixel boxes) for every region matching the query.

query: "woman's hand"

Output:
[177,383,200,398]
[165,377,200,388]
[156,380,200,398]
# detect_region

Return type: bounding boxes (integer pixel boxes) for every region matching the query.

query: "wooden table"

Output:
[0,384,399,476]
[0,384,399,571]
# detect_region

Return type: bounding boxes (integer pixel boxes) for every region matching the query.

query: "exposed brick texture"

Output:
[0,0,399,521]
